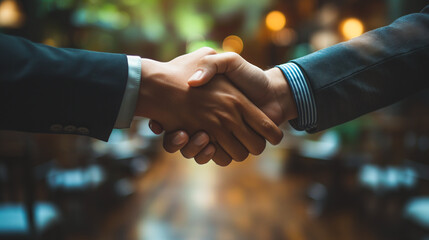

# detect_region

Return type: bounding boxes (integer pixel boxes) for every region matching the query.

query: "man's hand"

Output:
[150,51,298,164]
[136,48,283,166]
[188,52,297,124]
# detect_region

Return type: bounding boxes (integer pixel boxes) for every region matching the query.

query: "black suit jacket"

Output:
[292,5,429,132]
[0,34,128,141]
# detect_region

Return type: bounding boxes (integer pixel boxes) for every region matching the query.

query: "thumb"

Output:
[188,52,244,87]
[188,69,212,87]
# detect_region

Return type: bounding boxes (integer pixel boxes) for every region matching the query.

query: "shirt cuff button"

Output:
[77,127,90,135]
[64,125,77,133]
[50,124,63,132]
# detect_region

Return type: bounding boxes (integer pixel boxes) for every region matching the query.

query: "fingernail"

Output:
[189,70,203,82]
[203,146,215,156]
[173,132,186,146]
[193,133,208,146]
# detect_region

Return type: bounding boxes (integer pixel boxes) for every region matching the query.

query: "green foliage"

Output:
[36,0,273,57]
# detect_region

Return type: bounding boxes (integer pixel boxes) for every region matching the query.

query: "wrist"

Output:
[134,58,165,118]
[265,68,298,122]
[135,58,189,121]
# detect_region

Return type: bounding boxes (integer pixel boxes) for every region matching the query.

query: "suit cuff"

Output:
[276,63,317,131]
[114,56,142,128]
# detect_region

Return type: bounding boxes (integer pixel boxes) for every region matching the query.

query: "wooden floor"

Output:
[73,145,377,240]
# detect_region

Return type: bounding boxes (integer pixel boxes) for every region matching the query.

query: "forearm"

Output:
[264,67,298,122]
[292,5,429,132]
[0,34,128,140]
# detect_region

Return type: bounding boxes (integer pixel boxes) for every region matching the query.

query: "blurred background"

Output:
[0,0,429,239]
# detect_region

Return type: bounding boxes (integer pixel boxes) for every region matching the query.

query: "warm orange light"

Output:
[0,0,24,28]
[43,38,57,47]
[265,11,286,31]
[271,28,297,46]
[340,18,364,40]
[310,30,339,50]
[222,35,244,54]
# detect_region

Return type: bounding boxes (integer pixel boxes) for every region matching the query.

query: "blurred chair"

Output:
[403,196,429,240]
[0,131,62,240]
[0,202,60,239]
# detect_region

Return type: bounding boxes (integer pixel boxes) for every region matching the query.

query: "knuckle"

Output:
[192,133,210,147]
[225,52,241,64]
[200,47,217,55]
[225,51,239,59]
[228,94,241,107]
[214,110,234,125]
[219,95,241,112]
[200,55,210,65]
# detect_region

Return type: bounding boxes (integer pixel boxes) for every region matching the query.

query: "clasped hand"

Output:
[135,47,297,166]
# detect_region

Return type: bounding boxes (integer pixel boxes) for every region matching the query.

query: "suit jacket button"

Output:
[50,124,63,132]
[77,127,90,135]
[64,125,76,133]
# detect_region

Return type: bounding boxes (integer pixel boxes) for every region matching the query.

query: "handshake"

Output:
[134,47,298,166]
[2,6,425,161]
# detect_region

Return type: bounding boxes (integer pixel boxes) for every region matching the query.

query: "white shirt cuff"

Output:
[114,56,142,128]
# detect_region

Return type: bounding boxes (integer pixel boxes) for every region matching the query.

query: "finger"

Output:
[176,47,217,71]
[188,52,244,87]
[148,120,164,134]
[241,103,284,145]
[232,122,266,156]
[162,131,189,153]
[194,144,216,165]
[211,143,232,166]
[194,46,217,56]
[215,131,249,162]
[180,131,210,159]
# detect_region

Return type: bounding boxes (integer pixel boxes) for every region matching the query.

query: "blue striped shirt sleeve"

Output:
[276,63,317,131]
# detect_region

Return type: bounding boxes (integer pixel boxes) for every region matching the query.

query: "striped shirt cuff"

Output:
[276,63,317,131]
[114,56,142,128]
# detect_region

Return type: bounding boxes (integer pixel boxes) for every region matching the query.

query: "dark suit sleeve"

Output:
[0,34,129,141]
[292,5,429,133]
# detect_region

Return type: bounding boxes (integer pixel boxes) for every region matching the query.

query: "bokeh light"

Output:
[310,30,339,51]
[222,35,244,54]
[43,38,57,47]
[0,0,24,28]
[317,4,339,27]
[173,6,213,41]
[187,40,220,53]
[265,10,286,31]
[271,28,297,46]
[340,18,364,40]
[2,1,428,240]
